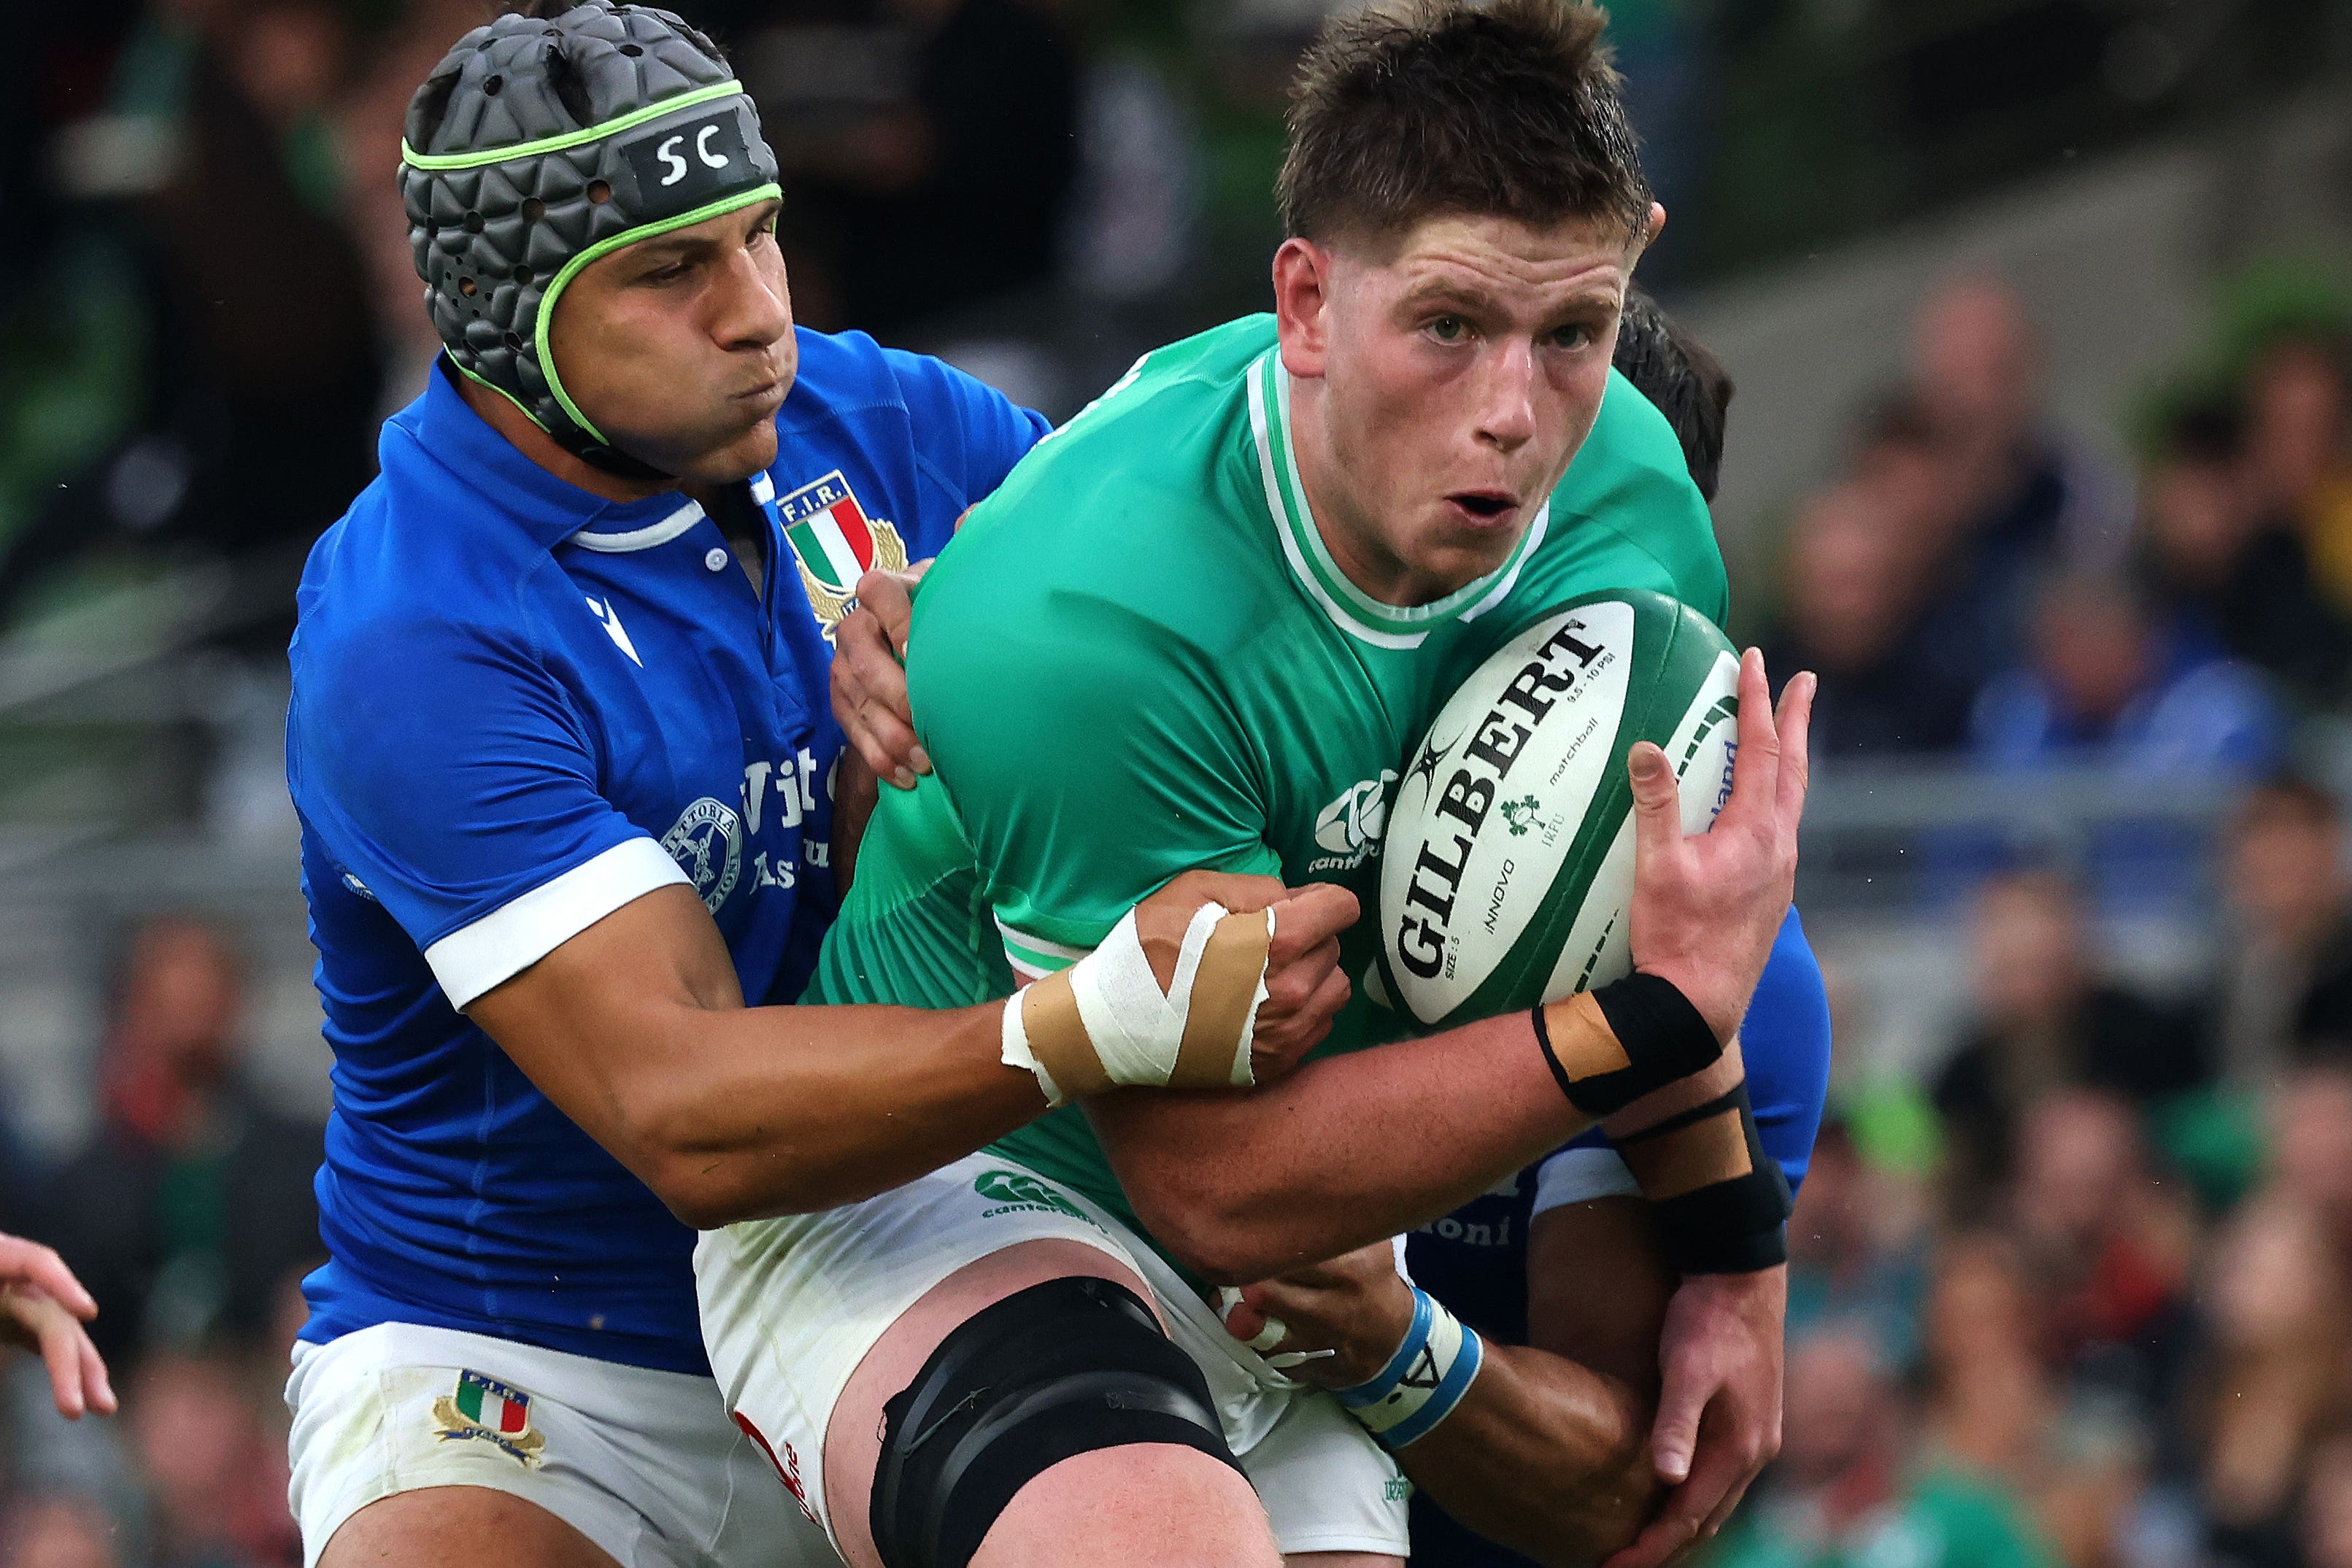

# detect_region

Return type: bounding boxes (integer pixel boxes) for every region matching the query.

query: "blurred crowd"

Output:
[1759,270,2352,781]
[0,914,320,1568]
[1715,231,2352,1568]
[0,0,1109,652]
[1716,768,2352,1568]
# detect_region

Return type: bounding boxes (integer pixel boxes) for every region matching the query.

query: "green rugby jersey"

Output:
[806,312,1727,1248]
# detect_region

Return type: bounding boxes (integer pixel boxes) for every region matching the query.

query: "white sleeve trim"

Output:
[424,837,691,1009]
[995,915,1094,982]
[1530,1146,1643,1217]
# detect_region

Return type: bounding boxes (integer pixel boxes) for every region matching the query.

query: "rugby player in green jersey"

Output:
[694,6,1815,1568]
[833,290,1770,1568]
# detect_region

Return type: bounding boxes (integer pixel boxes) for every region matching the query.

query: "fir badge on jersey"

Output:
[769,468,911,637]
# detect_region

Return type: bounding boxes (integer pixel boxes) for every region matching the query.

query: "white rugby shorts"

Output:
[285,1321,835,1568]
[694,1153,1411,1561]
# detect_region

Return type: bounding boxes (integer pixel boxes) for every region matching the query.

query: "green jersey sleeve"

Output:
[907,573,1280,973]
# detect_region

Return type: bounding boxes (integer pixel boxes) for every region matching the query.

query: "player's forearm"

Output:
[469,887,1052,1228]
[1398,1343,1660,1568]
[1098,1013,1595,1282]
[1103,1003,1746,1283]
[620,1000,1040,1226]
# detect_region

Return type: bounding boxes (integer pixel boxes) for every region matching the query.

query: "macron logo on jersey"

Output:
[585,596,641,667]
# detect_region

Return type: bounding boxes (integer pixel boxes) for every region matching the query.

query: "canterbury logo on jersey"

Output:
[1308,771,1397,873]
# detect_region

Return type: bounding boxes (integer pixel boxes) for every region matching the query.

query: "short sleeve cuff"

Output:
[1531,1146,1642,1216]
[424,837,691,1008]
[995,916,1094,982]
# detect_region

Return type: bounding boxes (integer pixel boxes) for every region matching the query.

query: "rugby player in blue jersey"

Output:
[830,294,1826,1568]
[282,7,1354,1568]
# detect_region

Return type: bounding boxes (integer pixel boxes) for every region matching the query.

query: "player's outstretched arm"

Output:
[1525,1198,1785,1568]
[1221,1243,1661,1567]
[1092,654,1815,1283]
[468,870,1355,1227]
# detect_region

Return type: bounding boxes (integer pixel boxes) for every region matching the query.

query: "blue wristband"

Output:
[1333,1289,1484,1449]
[1335,1290,1435,1412]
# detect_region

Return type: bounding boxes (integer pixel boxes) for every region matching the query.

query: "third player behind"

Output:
[698,4,1815,1568]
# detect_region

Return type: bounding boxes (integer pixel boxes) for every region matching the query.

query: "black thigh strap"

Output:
[869,1275,1240,1568]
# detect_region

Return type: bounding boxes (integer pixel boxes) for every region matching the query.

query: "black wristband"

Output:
[1622,1081,1792,1274]
[1530,1003,1578,1102]
[1534,973,1724,1119]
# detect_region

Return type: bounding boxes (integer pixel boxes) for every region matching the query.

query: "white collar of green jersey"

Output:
[1245,348,1550,652]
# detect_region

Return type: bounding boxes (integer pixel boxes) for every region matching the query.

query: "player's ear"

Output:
[1272,237,1333,379]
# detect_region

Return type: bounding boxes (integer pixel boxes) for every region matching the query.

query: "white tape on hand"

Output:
[1215,1286,1290,1351]
[1067,905,1200,1087]
[1214,1285,1284,1345]
[1002,900,1276,1105]
[1000,1002,1067,1108]
[1214,1285,1336,1370]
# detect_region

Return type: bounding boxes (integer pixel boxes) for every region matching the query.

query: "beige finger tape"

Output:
[1538,992,1633,1083]
[1015,970,1113,1102]
[1002,902,1276,1102]
[1619,1108,1753,1200]
[1168,908,1275,1089]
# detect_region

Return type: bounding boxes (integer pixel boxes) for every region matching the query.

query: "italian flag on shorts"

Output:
[455,1372,530,1435]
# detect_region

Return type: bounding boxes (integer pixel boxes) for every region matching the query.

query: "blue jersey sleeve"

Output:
[882,345,1051,538]
[1532,906,1832,1210]
[1740,906,1833,1192]
[288,605,688,1010]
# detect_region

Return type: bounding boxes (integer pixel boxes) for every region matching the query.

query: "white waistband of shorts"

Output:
[293,1319,722,1398]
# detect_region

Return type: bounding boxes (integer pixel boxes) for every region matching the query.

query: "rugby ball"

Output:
[1376,590,1739,1030]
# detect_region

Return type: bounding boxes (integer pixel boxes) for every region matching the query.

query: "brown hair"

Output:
[1276,0,1651,248]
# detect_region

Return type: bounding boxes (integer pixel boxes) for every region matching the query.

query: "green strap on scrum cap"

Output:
[400,77,744,171]
[398,1,783,474]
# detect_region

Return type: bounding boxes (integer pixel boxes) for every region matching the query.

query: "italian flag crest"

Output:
[757,468,909,637]
[432,1370,544,1464]
[774,469,882,593]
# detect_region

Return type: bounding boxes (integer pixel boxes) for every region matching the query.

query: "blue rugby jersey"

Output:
[1403,907,1832,1566]
[287,331,1047,1374]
